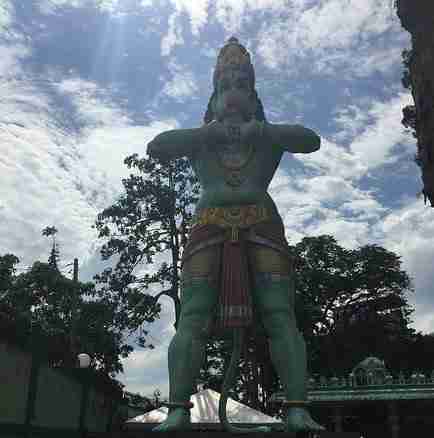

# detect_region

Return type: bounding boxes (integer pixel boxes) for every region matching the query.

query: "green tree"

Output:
[93,154,200,344]
[292,235,415,377]
[0,254,20,315]
[405,332,434,377]
[42,225,60,270]
[0,246,132,375]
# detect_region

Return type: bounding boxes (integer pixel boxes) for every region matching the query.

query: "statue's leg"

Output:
[249,243,324,432]
[153,246,219,432]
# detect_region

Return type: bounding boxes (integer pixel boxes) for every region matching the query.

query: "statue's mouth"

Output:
[225,97,245,112]
[226,102,238,111]
[226,91,244,105]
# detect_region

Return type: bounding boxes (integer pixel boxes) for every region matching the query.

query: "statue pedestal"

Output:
[116,423,361,438]
[116,433,361,437]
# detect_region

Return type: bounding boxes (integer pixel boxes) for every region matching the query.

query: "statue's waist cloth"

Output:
[181,203,294,331]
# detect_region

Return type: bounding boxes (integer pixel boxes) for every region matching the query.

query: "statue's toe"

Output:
[152,408,191,432]
[286,408,325,432]
[307,417,325,431]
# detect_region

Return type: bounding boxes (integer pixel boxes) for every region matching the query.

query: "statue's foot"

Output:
[152,408,191,432]
[285,407,325,433]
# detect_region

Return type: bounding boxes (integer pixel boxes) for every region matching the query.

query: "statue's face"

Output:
[214,69,255,122]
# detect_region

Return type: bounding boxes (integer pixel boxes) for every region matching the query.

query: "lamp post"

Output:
[78,353,91,438]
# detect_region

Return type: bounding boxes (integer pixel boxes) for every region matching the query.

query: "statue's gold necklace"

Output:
[217,124,254,188]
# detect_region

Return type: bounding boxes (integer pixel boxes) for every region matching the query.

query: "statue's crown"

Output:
[213,37,255,89]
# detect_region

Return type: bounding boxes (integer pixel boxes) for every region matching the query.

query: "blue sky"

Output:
[2,0,432,399]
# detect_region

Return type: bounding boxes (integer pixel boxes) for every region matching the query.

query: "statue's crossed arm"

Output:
[146,121,229,162]
[146,128,201,162]
[265,122,321,154]
[146,120,320,162]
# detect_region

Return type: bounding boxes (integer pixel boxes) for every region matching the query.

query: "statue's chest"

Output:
[193,123,281,190]
[217,141,255,170]
[213,142,256,188]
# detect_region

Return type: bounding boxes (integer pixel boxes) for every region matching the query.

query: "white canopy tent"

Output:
[127,388,280,424]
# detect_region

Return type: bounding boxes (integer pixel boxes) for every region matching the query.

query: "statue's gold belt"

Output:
[191,204,271,242]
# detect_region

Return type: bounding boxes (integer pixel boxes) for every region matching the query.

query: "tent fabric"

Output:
[127,389,279,424]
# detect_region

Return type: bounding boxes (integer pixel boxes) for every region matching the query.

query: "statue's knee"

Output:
[296,330,306,351]
[262,312,293,338]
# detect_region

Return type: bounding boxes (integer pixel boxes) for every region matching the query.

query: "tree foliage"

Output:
[42,225,60,270]
[93,154,200,345]
[292,235,415,377]
[0,231,133,375]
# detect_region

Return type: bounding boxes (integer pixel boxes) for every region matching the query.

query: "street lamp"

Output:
[77,353,91,437]
[77,353,91,369]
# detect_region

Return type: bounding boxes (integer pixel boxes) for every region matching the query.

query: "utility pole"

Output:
[73,258,78,282]
[70,258,80,367]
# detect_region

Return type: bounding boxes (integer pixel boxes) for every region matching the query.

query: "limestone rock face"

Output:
[397,0,434,206]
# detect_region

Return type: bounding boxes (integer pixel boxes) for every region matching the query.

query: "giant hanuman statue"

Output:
[147,37,324,433]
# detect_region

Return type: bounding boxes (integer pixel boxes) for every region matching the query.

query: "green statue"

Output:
[147,37,324,433]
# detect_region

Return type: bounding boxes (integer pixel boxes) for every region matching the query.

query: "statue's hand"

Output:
[147,132,171,162]
[240,119,263,144]
[201,120,228,147]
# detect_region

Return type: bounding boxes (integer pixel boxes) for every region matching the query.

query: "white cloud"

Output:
[170,0,210,36]
[56,76,178,182]
[38,0,85,14]
[374,200,434,334]
[349,45,404,79]
[161,0,288,55]
[0,75,178,270]
[349,93,413,171]
[0,78,95,267]
[302,93,414,182]
[0,0,12,33]
[297,0,391,50]
[340,198,386,222]
[332,102,372,143]
[162,61,198,101]
[38,0,121,14]
[0,44,30,77]
[267,91,415,251]
[269,160,385,250]
[256,0,406,77]
[161,0,212,56]
[161,11,184,57]
[297,138,366,181]
[56,78,127,127]
[214,0,288,35]
[120,347,170,397]
[118,296,175,398]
